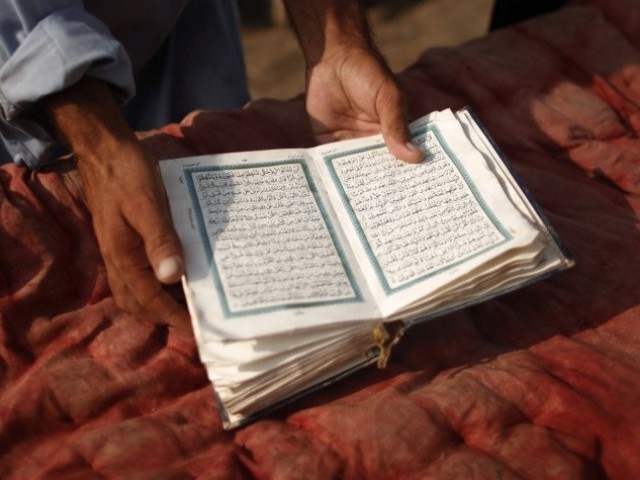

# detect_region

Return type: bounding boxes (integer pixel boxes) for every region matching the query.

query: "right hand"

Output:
[305,44,424,163]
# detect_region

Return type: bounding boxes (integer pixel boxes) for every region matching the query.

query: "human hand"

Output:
[306,45,423,163]
[79,143,189,328]
[47,78,189,329]
[283,0,423,163]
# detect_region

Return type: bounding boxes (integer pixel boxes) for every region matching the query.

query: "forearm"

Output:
[283,0,375,66]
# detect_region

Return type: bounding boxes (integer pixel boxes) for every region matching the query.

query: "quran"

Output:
[159,108,573,429]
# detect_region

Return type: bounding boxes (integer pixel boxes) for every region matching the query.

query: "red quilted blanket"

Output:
[2,1,640,478]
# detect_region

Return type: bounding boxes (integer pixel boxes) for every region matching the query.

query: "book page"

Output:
[312,111,541,317]
[454,108,572,263]
[159,150,381,341]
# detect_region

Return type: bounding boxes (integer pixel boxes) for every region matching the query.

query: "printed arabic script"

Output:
[192,163,355,312]
[331,130,505,290]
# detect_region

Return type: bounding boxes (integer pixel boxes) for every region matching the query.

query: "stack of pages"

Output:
[159,108,573,429]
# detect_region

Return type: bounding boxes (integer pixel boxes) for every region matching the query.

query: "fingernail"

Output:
[157,256,182,281]
[405,142,421,153]
[405,142,425,161]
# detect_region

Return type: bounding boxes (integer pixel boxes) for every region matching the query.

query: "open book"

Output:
[159,108,573,429]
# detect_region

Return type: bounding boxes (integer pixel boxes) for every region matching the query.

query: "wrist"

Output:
[46,77,139,166]
[285,0,374,67]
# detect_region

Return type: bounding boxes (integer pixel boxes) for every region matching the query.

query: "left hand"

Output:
[305,45,424,163]
[47,77,189,330]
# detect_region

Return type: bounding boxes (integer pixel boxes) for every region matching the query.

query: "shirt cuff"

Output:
[0,7,135,121]
[0,7,135,168]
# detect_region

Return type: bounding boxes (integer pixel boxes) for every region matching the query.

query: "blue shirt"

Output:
[0,0,250,168]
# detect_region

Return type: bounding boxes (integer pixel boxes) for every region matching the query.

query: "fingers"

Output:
[105,236,190,331]
[109,272,185,330]
[123,265,190,330]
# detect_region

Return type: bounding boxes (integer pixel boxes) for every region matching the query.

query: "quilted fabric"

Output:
[2,2,640,478]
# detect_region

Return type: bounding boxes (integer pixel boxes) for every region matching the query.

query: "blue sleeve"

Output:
[0,2,135,168]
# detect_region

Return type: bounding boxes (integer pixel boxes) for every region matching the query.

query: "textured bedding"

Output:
[2,1,640,478]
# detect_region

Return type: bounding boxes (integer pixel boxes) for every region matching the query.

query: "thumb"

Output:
[148,225,184,284]
[377,85,424,164]
[130,199,184,284]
